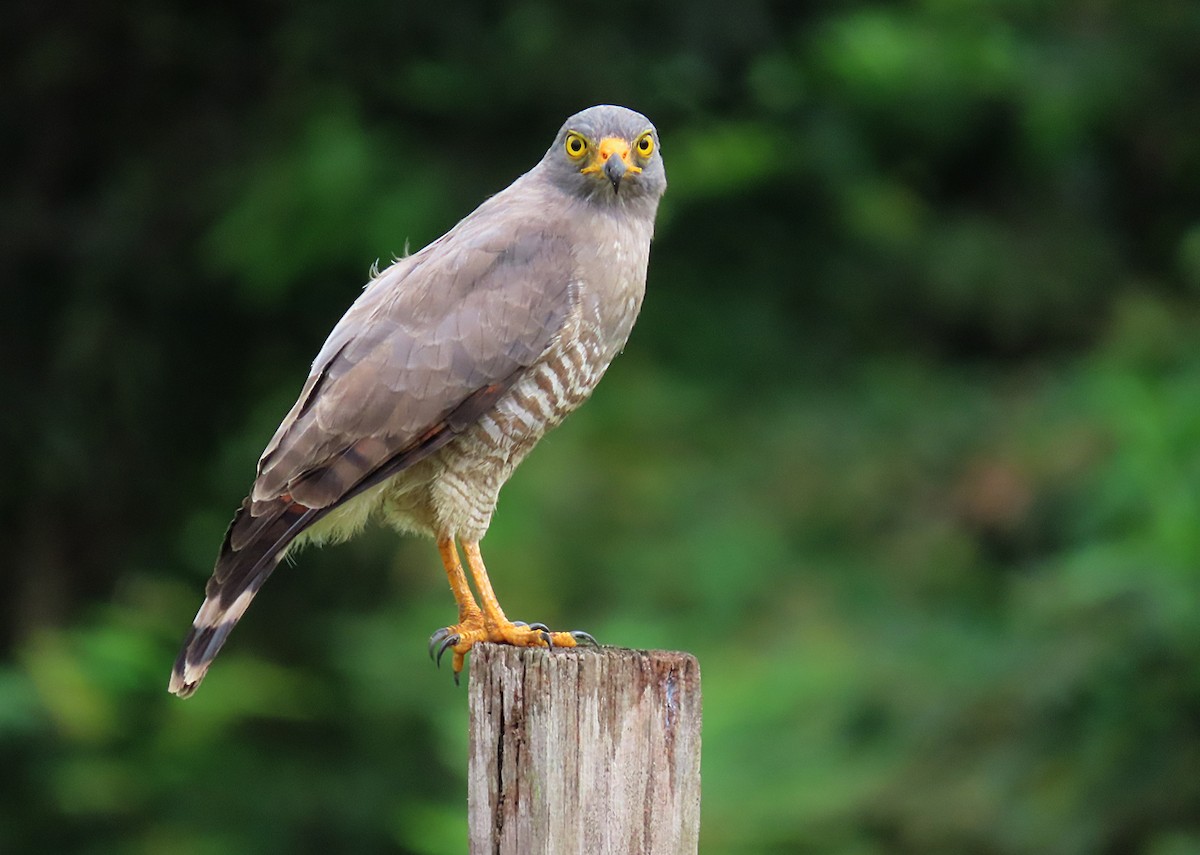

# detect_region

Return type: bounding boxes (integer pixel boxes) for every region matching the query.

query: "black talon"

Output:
[540,629,553,648]
[453,670,461,687]
[428,627,451,660]
[511,621,528,628]
[436,634,459,668]
[527,622,549,632]
[570,630,599,647]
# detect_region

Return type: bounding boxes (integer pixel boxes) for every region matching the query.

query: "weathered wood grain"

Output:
[468,644,701,855]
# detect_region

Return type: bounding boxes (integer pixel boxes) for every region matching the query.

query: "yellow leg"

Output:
[429,538,594,681]
[431,536,484,676]
[460,540,510,628]
[461,539,584,648]
[438,537,482,625]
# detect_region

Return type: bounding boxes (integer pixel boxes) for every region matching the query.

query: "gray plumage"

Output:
[170,105,666,697]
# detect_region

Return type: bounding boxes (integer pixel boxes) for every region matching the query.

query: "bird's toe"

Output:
[569,630,600,647]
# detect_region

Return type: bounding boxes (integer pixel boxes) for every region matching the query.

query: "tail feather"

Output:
[167,383,521,698]
[168,497,318,698]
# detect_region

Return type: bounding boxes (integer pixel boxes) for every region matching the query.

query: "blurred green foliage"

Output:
[4,1,1200,853]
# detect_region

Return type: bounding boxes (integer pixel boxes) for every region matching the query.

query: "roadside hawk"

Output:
[169,105,667,696]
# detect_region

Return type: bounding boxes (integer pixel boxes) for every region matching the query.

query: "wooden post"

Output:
[468,644,701,855]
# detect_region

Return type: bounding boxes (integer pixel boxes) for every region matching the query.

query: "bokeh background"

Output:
[5,1,1200,853]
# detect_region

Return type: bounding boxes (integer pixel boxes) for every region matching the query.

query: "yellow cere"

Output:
[580,136,644,176]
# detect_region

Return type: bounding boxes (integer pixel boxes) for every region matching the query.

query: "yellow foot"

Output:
[428,620,599,684]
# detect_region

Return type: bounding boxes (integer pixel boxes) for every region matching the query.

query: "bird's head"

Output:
[542,105,666,204]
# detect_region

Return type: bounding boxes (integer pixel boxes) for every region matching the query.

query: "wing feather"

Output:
[169,214,579,697]
[256,227,576,508]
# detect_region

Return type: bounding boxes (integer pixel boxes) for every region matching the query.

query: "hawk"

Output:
[169,105,667,696]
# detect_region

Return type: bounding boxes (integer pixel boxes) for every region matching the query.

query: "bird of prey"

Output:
[169,105,667,696]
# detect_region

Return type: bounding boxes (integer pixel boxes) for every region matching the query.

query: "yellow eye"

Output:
[635,132,655,158]
[565,132,588,159]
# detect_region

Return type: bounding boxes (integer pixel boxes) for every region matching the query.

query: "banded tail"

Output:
[167,373,525,698]
[168,496,317,697]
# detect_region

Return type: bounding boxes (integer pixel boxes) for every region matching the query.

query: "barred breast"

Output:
[379,215,652,544]
[423,299,618,542]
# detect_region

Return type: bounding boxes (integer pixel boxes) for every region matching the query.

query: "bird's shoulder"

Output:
[251,182,583,503]
[320,179,579,362]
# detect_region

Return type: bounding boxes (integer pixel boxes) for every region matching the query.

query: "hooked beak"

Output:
[582,137,643,193]
[603,153,627,192]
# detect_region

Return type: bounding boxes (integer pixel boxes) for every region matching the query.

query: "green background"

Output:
[5,2,1200,852]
